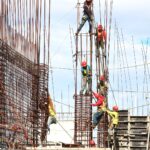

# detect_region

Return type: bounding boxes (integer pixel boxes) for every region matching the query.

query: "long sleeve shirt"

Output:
[91,93,105,107]
[107,110,119,125]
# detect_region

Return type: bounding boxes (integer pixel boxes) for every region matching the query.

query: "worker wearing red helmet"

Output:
[76,0,94,35]
[95,24,107,57]
[106,106,119,130]
[91,91,106,129]
[81,60,92,95]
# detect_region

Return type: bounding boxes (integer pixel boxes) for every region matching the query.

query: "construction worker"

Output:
[91,92,106,129]
[95,24,107,57]
[98,74,108,96]
[47,94,56,133]
[81,60,92,95]
[106,106,119,130]
[76,0,94,35]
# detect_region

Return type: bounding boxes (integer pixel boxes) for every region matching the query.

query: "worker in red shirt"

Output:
[95,24,107,57]
[91,91,106,129]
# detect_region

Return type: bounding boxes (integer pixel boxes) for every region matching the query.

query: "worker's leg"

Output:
[87,17,93,34]
[92,111,104,129]
[100,40,106,58]
[77,14,88,34]
[100,40,104,50]
[47,116,52,132]
[80,77,87,94]
[96,42,100,57]
[87,77,92,94]
[47,116,56,132]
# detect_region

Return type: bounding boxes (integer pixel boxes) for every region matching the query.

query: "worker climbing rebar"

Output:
[76,0,94,35]
[80,60,92,95]
[97,74,108,96]
[106,106,119,130]
[91,91,106,129]
[95,24,107,57]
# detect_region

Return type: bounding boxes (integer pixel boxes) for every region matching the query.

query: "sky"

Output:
[49,0,150,115]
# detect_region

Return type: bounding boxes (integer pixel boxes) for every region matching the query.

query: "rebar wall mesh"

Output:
[0,40,48,149]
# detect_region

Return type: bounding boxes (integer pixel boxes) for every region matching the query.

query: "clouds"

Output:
[112,0,150,38]
[49,0,150,113]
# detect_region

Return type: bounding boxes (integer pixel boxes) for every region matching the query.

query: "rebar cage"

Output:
[0,39,48,149]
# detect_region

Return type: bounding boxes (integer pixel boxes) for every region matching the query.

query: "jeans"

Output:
[80,77,92,94]
[93,111,104,126]
[77,13,93,33]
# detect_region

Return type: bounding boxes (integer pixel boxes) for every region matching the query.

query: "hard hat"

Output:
[100,75,105,81]
[89,139,95,146]
[81,61,87,67]
[98,24,103,30]
[113,106,118,111]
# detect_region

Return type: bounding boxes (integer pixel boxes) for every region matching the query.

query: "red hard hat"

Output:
[100,75,105,81]
[81,61,87,67]
[89,139,95,146]
[98,24,103,30]
[113,106,118,111]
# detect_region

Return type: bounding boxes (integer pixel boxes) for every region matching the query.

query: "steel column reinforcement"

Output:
[0,39,48,149]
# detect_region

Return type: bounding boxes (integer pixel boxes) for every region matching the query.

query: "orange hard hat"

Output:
[113,106,118,111]
[81,61,87,67]
[98,24,103,30]
[100,75,105,81]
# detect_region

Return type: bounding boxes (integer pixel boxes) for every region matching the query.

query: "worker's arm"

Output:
[92,92,105,100]
[106,110,116,118]
[91,99,103,106]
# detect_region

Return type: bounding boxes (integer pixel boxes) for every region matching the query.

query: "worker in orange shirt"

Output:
[95,24,107,57]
